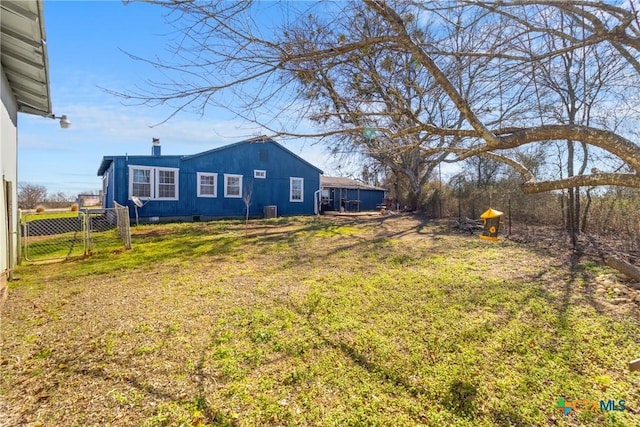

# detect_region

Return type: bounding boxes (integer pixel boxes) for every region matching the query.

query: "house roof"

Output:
[0,0,52,117]
[321,176,387,191]
[97,157,114,176]
[97,154,183,176]
[183,137,323,174]
[97,137,324,176]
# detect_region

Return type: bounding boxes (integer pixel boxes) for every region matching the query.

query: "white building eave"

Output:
[0,0,52,117]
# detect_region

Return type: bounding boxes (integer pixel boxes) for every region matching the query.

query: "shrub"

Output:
[35,205,45,213]
[70,203,79,212]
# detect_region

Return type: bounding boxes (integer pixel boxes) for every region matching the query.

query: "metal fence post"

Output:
[84,211,91,254]
[17,209,22,266]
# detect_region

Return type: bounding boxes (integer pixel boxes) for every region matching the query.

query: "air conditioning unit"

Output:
[263,205,277,219]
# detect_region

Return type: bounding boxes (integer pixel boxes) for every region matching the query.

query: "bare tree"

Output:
[243,181,253,225]
[365,1,640,191]
[512,5,631,242]
[17,183,47,209]
[115,1,640,195]
[288,3,511,210]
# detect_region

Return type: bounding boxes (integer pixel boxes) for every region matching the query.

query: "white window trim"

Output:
[128,165,179,201]
[254,169,266,179]
[290,177,304,202]
[224,174,243,198]
[197,172,218,198]
[129,165,153,200]
[155,167,179,200]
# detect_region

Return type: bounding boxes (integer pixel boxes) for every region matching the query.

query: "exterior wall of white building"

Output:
[1,66,19,302]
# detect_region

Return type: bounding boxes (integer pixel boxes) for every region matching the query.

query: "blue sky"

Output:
[18,0,337,196]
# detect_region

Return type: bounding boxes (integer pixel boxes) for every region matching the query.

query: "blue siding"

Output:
[358,189,386,210]
[98,139,322,220]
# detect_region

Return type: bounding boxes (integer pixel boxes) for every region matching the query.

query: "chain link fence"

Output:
[20,205,131,263]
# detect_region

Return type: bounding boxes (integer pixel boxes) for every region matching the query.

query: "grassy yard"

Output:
[1,215,639,426]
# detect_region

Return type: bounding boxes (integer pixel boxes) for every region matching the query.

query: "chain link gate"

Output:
[20,205,131,263]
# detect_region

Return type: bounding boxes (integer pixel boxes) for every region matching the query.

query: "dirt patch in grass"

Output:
[2,214,639,426]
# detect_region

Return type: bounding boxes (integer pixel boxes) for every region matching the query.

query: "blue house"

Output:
[97,137,323,222]
[320,176,387,212]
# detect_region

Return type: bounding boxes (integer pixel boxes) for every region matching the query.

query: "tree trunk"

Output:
[574,186,581,234]
[605,256,640,286]
[559,191,566,229]
[566,139,577,247]
[580,187,592,233]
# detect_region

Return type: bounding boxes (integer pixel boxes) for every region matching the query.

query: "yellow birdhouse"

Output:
[479,208,503,242]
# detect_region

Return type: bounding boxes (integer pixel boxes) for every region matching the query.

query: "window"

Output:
[128,165,179,200]
[131,167,151,198]
[254,169,266,179]
[157,168,177,199]
[290,177,304,202]
[197,173,217,197]
[224,174,243,198]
